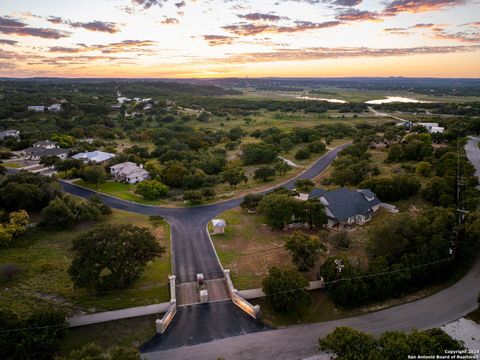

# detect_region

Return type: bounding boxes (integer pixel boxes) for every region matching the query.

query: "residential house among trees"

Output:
[27,105,45,112]
[309,188,383,228]
[21,140,69,160]
[0,129,20,141]
[110,162,149,184]
[418,122,445,133]
[72,150,116,163]
[33,140,59,149]
[47,104,62,112]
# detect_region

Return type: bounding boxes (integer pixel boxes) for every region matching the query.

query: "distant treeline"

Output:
[373,102,480,116]
[187,77,480,97]
[176,97,368,116]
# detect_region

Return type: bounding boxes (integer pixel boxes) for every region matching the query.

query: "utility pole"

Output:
[451,137,469,259]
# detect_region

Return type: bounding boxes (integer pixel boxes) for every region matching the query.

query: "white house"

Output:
[110,162,149,184]
[72,150,116,163]
[0,129,20,140]
[418,122,445,134]
[33,140,59,149]
[117,97,131,104]
[211,219,226,234]
[27,106,45,112]
[47,104,62,112]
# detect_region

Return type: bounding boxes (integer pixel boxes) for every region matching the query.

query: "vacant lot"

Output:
[0,210,171,318]
[210,206,394,290]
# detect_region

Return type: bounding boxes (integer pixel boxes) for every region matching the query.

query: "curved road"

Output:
[140,137,480,359]
[62,142,350,283]
[62,139,480,359]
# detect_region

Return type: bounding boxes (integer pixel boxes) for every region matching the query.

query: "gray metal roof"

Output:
[310,187,380,221]
[308,188,329,200]
[24,147,69,157]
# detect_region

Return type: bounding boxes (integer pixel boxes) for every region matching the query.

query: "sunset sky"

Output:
[0,0,479,78]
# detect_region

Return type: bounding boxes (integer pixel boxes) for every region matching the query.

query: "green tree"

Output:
[80,165,107,186]
[319,327,378,360]
[0,210,29,247]
[197,111,210,122]
[69,224,164,290]
[135,180,169,200]
[319,327,464,360]
[40,155,61,168]
[41,197,75,229]
[307,141,327,154]
[144,160,163,179]
[422,177,455,207]
[285,231,326,271]
[242,143,278,165]
[183,190,203,204]
[161,162,188,188]
[262,267,310,312]
[240,193,264,212]
[416,161,433,177]
[295,179,315,192]
[0,309,67,360]
[303,199,327,229]
[295,149,311,160]
[222,167,248,188]
[274,160,292,175]
[51,134,75,148]
[258,193,302,230]
[254,166,276,182]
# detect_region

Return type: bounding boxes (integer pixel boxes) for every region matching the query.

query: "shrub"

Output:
[0,264,21,282]
[329,231,351,249]
[295,149,311,160]
[135,180,169,200]
[262,267,310,312]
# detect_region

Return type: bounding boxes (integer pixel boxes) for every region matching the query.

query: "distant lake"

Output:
[296,96,347,104]
[365,96,430,104]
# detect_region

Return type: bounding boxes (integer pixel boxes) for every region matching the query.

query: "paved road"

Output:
[140,301,269,353]
[142,137,480,359]
[61,143,350,283]
[466,137,480,184]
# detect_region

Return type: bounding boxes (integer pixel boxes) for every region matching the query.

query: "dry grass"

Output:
[210,206,392,290]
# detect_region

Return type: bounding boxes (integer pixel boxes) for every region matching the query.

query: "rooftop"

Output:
[310,187,381,221]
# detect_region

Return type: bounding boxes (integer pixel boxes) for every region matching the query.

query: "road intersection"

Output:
[60,139,480,359]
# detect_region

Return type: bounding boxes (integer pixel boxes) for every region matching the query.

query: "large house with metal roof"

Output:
[110,162,149,184]
[72,150,116,163]
[309,187,383,228]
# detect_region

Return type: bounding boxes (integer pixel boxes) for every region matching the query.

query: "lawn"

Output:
[209,206,389,290]
[61,314,158,355]
[73,179,166,206]
[0,209,172,318]
[2,162,24,168]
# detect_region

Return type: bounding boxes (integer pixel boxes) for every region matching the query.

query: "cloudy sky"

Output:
[0,0,479,77]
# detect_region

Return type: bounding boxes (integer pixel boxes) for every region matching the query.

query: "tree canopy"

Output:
[69,224,164,290]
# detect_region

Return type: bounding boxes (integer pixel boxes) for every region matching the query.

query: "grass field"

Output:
[73,179,167,206]
[0,209,172,318]
[210,206,396,290]
[61,314,158,355]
